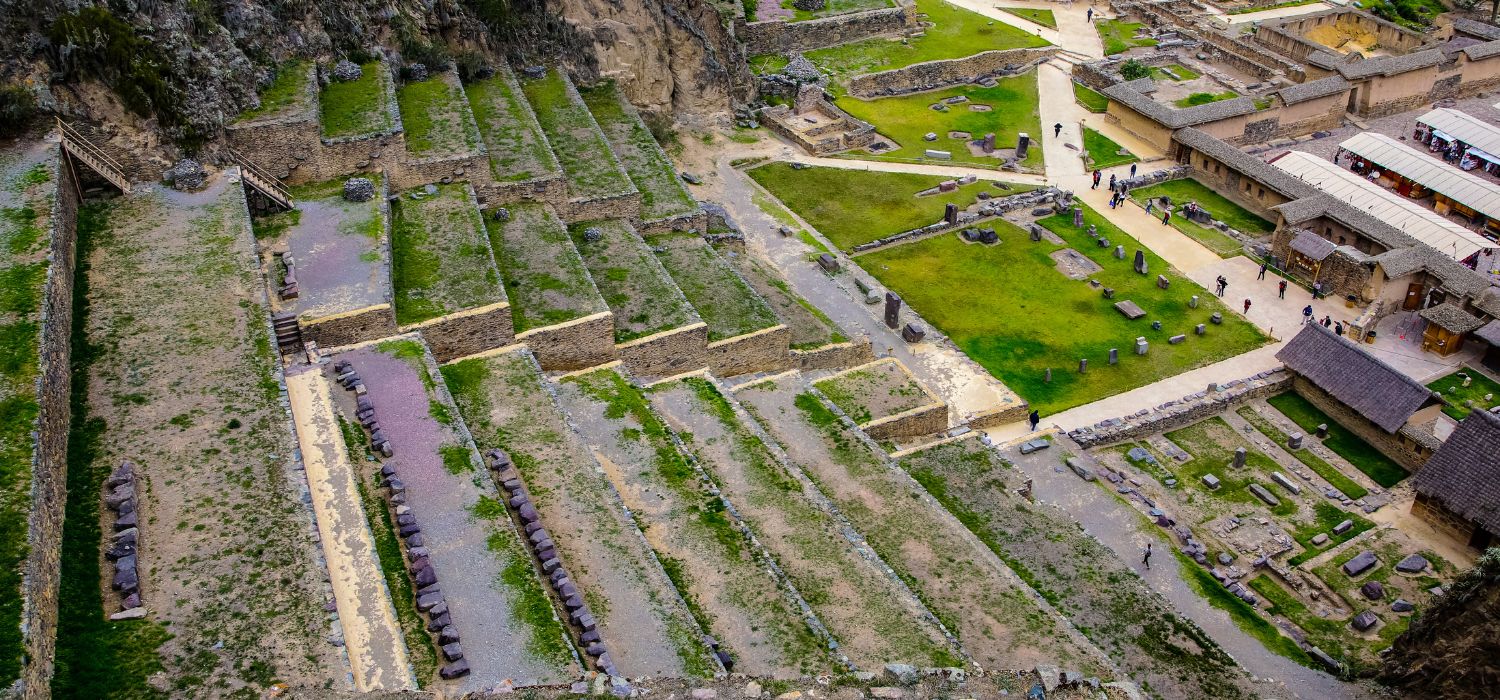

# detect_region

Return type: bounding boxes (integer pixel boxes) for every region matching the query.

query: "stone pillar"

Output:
[1016,132,1030,160]
[1189,295,1199,308]
[982,132,996,153]
[1044,368,1052,383]
[1078,358,1087,373]
[1316,423,1328,438]
[884,292,902,329]
[1233,447,1246,469]
[1114,245,1125,259]
[1108,348,1118,364]
[1135,337,1148,355]
[1134,250,1148,275]
[944,203,959,225]
[1073,207,1083,228]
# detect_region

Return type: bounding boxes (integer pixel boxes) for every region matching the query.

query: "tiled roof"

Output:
[1290,230,1337,260]
[1453,17,1500,42]
[1306,51,1345,70]
[1276,76,1350,105]
[1475,319,1500,344]
[1174,129,1319,199]
[1461,41,1500,60]
[1419,303,1486,333]
[1414,407,1500,534]
[1100,84,1258,129]
[1334,50,1446,79]
[1276,324,1437,433]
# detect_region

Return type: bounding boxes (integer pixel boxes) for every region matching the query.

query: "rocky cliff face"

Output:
[1379,547,1500,698]
[0,0,745,146]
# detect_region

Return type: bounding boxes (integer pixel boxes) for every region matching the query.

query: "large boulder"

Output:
[164,159,208,192]
[343,177,375,202]
[332,60,363,82]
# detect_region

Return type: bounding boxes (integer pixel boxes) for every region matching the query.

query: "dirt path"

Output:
[285,369,414,691]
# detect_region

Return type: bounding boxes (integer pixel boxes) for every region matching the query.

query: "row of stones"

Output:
[104,461,145,620]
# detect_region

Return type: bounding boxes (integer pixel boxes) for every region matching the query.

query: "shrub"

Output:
[1119,59,1150,81]
[455,50,492,81]
[48,8,183,127]
[0,86,36,137]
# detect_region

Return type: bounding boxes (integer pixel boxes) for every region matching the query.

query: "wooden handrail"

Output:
[56,118,128,174]
[56,118,132,193]
[227,149,294,210]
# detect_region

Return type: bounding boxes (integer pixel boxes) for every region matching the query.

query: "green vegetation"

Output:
[1236,406,1368,500]
[802,0,1049,80]
[748,162,1027,251]
[235,61,310,122]
[1097,19,1158,55]
[814,362,929,425]
[519,68,635,197]
[319,61,393,139]
[48,9,187,134]
[580,82,697,221]
[834,76,1043,170]
[1267,392,1408,487]
[748,53,792,75]
[1176,551,1313,667]
[0,86,36,138]
[1228,0,1321,14]
[389,183,506,324]
[485,203,605,332]
[465,68,562,183]
[1129,178,1271,257]
[1426,366,1500,419]
[397,75,481,157]
[651,234,780,341]
[1152,64,1201,81]
[1285,502,1374,566]
[1074,82,1110,113]
[722,250,846,350]
[568,219,697,342]
[1083,127,1136,170]
[997,7,1056,28]
[1366,0,1446,29]
[857,204,1267,413]
[785,0,892,21]
[1119,59,1151,82]
[1175,91,1238,108]
[1249,570,1408,673]
[1165,418,1297,517]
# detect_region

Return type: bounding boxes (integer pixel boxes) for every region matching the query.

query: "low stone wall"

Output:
[967,402,1031,429]
[707,325,793,377]
[794,337,875,371]
[313,131,406,184]
[846,48,1057,98]
[517,312,619,371]
[556,191,644,224]
[616,323,710,377]
[1289,375,1428,471]
[391,152,490,192]
[758,98,878,156]
[474,175,569,208]
[19,147,77,696]
[300,305,399,349]
[408,303,516,363]
[738,3,916,55]
[863,403,950,440]
[637,209,708,236]
[1068,369,1292,448]
[851,188,1064,254]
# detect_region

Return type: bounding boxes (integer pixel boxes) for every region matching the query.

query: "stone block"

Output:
[1361,581,1385,600]
[1287,432,1304,450]
[1350,610,1379,632]
[1114,300,1147,320]
[924,149,952,160]
[1395,554,1429,573]
[1169,334,1186,344]
[1391,599,1414,613]
[1136,337,1149,355]
[817,253,839,272]
[1343,551,1377,577]
[1311,533,1329,546]
[1248,483,1280,506]
[1019,438,1050,455]
[1202,474,1221,489]
[1271,471,1301,495]
[1333,519,1354,534]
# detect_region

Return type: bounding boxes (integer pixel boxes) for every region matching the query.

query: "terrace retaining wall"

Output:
[707,325,794,376]
[637,209,708,236]
[391,152,491,192]
[556,191,644,224]
[793,337,875,371]
[1067,369,1292,448]
[738,2,918,55]
[18,147,78,697]
[863,403,950,440]
[407,302,516,363]
[474,176,569,208]
[967,402,1032,429]
[845,48,1057,98]
[517,311,619,371]
[300,304,400,349]
[616,323,710,377]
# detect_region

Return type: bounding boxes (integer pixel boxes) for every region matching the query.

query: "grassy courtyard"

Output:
[1074,82,1109,113]
[1083,127,1136,170]
[834,75,1044,170]
[1175,91,1239,108]
[1426,366,1500,419]
[801,0,1049,81]
[997,7,1056,28]
[397,73,481,157]
[1129,178,1272,257]
[748,162,1026,251]
[319,60,393,139]
[1097,19,1158,55]
[1266,392,1409,487]
[857,204,1267,413]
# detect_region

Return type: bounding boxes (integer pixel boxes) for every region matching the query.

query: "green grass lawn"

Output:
[1425,366,1500,419]
[856,205,1268,413]
[1074,82,1109,113]
[749,53,792,75]
[397,74,481,157]
[1228,0,1321,14]
[1266,392,1409,487]
[1165,418,1298,518]
[997,6,1056,28]
[835,76,1043,170]
[319,61,392,139]
[803,0,1050,80]
[1130,178,1270,257]
[1236,406,1368,500]
[1083,128,1136,170]
[235,60,309,122]
[784,0,892,21]
[1285,501,1374,566]
[748,162,1027,251]
[1097,19,1158,55]
[1174,91,1239,108]
[1151,64,1200,81]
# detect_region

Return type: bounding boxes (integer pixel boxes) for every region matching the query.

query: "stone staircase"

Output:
[272,311,303,355]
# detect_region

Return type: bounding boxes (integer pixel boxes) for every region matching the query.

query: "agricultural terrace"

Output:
[834,75,1045,170]
[650,234,780,342]
[780,0,892,22]
[813,359,935,425]
[580,82,697,221]
[1129,178,1272,258]
[794,0,1050,81]
[235,60,312,123]
[389,183,506,325]
[856,204,1267,413]
[255,176,388,320]
[568,219,699,343]
[717,246,848,350]
[519,68,635,199]
[465,65,563,183]
[483,203,606,333]
[320,60,395,139]
[397,71,481,158]
[748,162,1030,251]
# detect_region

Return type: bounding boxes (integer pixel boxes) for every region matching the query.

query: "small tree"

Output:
[1119,59,1151,82]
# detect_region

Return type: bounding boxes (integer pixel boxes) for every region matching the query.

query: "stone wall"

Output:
[967,402,1032,429]
[516,311,619,371]
[1068,369,1292,447]
[863,403,950,440]
[391,152,491,192]
[636,209,708,236]
[845,48,1057,98]
[300,305,400,349]
[793,337,875,371]
[1289,375,1428,471]
[707,325,793,376]
[18,147,77,697]
[556,191,645,224]
[408,303,516,363]
[313,131,407,184]
[616,323,709,377]
[473,176,569,208]
[758,96,878,156]
[738,2,917,55]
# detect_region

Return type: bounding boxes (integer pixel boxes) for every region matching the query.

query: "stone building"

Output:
[1412,406,1500,550]
[1275,324,1446,471]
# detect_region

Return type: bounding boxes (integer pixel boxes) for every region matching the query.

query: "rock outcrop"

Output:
[1380,547,1500,697]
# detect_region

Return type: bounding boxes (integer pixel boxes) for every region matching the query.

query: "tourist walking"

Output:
[1323,315,1333,328]
[1087,7,1094,22]
[1028,410,1040,432]
[1142,542,1152,569]
[1145,198,1154,214]
[1108,174,1117,191]
[1257,262,1267,280]
[1092,170,1101,189]
[1130,163,1137,177]
[1334,321,1345,336]
[1302,305,1314,324]
[1055,122,1063,138]
[1216,275,1228,297]
[1243,298,1252,314]
[1278,279,1288,299]
[1162,209,1171,225]
[1312,281,1322,299]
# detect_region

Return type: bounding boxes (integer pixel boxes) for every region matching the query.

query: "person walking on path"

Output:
[1142,542,1152,569]
[1092,170,1101,189]
[1322,315,1332,328]
[1258,262,1268,280]
[1243,298,1252,314]
[1312,281,1322,299]
[1162,209,1171,225]
[1334,321,1345,336]
[1028,410,1040,432]
[1215,275,1228,297]
[1087,7,1094,21]
[1108,174,1117,191]
[1145,198,1154,214]
[1130,163,1137,177]
[1303,305,1314,324]
[1278,279,1288,299]
[1055,122,1063,138]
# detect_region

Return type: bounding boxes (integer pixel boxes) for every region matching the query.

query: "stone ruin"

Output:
[164,158,207,192]
[331,59,363,82]
[343,177,376,203]
[105,460,145,620]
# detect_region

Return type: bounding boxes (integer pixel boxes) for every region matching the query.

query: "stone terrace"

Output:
[567,219,701,344]
[397,71,483,160]
[650,233,782,343]
[519,68,637,204]
[580,82,699,223]
[388,183,507,326]
[465,64,564,185]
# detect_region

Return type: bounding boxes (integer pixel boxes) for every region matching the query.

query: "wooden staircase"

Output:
[56,118,132,194]
[229,149,295,211]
